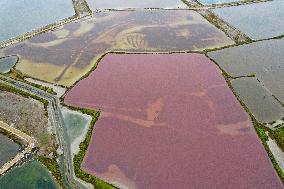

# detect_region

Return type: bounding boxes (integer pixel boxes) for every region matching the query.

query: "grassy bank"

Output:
[270,124,284,152]
[0,128,23,147]
[254,123,284,183]
[0,81,64,187]
[72,110,116,189]
[0,160,61,189]
[0,82,48,108]
[206,54,284,183]
[8,69,57,95]
[37,156,66,189]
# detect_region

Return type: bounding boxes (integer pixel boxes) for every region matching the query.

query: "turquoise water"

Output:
[0,56,18,73]
[61,108,92,188]
[0,0,74,42]
[0,160,60,189]
[213,0,284,39]
[0,133,20,167]
[62,109,91,144]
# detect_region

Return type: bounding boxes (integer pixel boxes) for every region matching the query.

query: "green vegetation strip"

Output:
[8,69,57,95]
[206,55,284,184]
[0,82,48,108]
[0,129,23,147]
[254,123,284,183]
[72,110,116,189]
[0,81,64,187]
[0,160,61,189]
[221,70,284,183]
[270,124,284,153]
[37,156,66,189]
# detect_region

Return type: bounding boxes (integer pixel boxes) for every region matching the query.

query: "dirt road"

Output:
[0,121,36,175]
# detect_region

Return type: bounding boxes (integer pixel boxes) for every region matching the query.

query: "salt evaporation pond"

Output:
[86,0,187,10]
[197,0,237,5]
[231,78,284,123]
[0,0,74,42]
[62,107,92,156]
[212,0,284,40]
[64,53,282,189]
[61,107,93,189]
[5,10,233,86]
[0,133,20,167]
[208,38,284,123]
[0,55,18,73]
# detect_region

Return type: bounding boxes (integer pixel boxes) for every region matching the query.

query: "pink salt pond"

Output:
[64,53,283,189]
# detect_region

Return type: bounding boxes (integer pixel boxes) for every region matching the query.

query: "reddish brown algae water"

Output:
[65,53,283,189]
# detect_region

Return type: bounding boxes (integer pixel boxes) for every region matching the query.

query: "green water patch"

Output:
[0,133,20,167]
[63,109,90,141]
[0,56,18,73]
[0,160,60,189]
[212,0,284,40]
[62,107,92,154]
[0,0,74,42]
[61,107,94,188]
[271,126,284,152]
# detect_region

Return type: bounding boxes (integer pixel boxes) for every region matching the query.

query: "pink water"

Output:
[65,53,283,189]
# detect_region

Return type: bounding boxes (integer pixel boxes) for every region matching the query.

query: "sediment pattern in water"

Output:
[64,53,282,189]
[5,10,233,86]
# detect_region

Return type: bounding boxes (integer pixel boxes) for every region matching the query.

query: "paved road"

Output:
[0,121,36,175]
